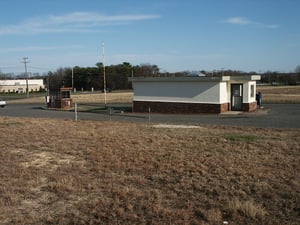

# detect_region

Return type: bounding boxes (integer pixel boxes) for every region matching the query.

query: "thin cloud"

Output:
[49,12,159,24]
[223,16,279,29]
[225,17,252,25]
[257,24,280,29]
[0,12,160,35]
[0,45,83,52]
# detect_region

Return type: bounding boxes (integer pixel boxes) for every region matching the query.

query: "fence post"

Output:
[109,107,112,121]
[148,106,151,123]
[74,102,78,121]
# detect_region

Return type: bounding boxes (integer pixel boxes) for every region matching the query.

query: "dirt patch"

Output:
[152,124,204,129]
[21,152,76,170]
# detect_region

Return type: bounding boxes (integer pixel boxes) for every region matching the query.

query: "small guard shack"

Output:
[130,75,261,114]
[48,87,73,109]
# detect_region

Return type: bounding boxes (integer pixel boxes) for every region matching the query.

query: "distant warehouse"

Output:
[0,79,44,93]
[130,75,261,114]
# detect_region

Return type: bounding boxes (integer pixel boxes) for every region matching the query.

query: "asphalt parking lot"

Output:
[0,103,300,129]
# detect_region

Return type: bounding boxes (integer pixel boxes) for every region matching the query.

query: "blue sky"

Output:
[0,0,299,74]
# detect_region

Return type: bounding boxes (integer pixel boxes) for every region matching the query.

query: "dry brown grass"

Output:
[228,198,267,219]
[73,91,133,104]
[257,85,300,103]
[7,85,300,105]
[8,91,133,104]
[0,117,299,224]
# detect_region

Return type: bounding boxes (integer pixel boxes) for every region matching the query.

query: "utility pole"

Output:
[102,42,107,108]
[71,67,74,91]
[21,57,30,98]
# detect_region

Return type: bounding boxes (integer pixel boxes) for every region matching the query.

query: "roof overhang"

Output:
[229,75,261,81]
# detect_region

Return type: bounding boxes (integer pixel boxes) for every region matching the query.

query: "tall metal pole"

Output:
[21,57,30,98]
[131,69,134,83]
[71,67,74,91]
[102,42,107,108]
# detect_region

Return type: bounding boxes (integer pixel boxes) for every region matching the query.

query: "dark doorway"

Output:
[231,84,243,111]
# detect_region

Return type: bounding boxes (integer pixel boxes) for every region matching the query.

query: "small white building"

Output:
[0,79,44,93]
[130,75,261,113]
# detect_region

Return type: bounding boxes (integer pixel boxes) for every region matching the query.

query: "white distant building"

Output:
[130,75,261,113]
[0,79,44,93]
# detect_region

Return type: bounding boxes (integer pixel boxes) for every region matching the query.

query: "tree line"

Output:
[47,65,300,92]
[46,62,159,91]
[1,63,300,92]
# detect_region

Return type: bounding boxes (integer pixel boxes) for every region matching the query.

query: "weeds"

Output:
[224,134,259,142]
[0,121,22,127]
[228,198,267,219]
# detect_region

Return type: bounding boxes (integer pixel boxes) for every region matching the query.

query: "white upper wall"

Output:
[134,81,224,104]
[0,79,44,86]
[243,81,257,103]
[219,82,228,103]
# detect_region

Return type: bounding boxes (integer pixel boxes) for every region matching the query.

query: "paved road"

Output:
[0,103,299,128]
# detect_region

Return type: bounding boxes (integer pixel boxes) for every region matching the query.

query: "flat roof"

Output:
[129,75,260,82]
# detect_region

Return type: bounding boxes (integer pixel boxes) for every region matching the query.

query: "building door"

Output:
[231,84,243,111]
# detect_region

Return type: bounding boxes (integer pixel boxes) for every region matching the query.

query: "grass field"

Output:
[1,85,300,224]
[6,85,300,105]
[257,85,300,103]
[6,91,133,105]
[0,117,299,224]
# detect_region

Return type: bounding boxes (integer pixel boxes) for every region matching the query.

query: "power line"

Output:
[1,63,52,74]
[28,66,52,71]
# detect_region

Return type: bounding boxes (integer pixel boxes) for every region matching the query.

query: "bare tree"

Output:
[295,65,300,84]
[295,65,300,74]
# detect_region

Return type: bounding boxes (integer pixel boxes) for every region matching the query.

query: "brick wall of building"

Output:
[242,102,257,112]
[133,101,229,114]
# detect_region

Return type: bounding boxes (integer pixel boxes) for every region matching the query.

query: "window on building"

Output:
[250,84,255,98]
[61,91,70,99]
